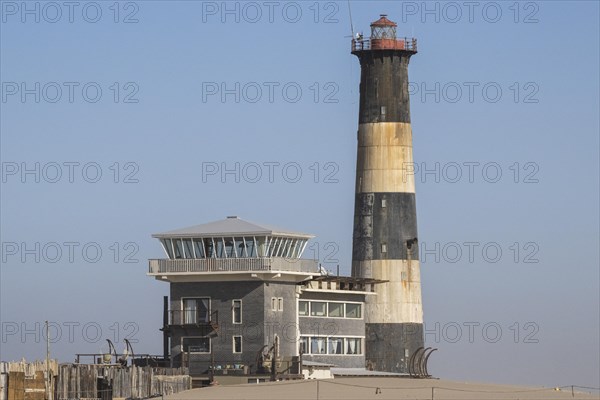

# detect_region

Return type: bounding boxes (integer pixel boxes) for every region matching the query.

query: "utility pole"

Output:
[45,321,51,400]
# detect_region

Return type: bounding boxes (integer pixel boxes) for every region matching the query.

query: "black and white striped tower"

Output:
[351,15,423,373]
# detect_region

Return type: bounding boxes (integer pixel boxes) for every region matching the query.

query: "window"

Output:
[346,338,362,355]
[298,301,309,316]
[173,239,183,259]
[310,337,326,354]
[310,302,327,317]
[301,336,363,355]
[299,337,308,354]
[272,297,283,311]
[193,239,205,258]
[225,238,236,258]
[216,238,225,258]
[232,300,242,324]
[328,338,343,354]
[233,336,242,353]
[161,239,173,259]
[182,298,210,324]
[183,239,194,258]
[299,301,364,319]
[182,337,210,353]
[345,303,362,319]
[328,303,344,318]
[381,243,387,253]
[235,237,246,257]
[204,238,215,258]
[254,237,264,257]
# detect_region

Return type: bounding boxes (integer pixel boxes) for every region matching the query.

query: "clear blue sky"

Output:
[1,0,598,390]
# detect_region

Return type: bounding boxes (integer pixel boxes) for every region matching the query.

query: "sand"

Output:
[165,377,599,399]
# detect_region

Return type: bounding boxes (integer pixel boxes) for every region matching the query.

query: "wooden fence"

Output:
[1,360,58,400]
[1,361,190,400]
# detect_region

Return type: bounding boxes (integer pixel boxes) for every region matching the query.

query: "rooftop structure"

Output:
[149,216,317,282]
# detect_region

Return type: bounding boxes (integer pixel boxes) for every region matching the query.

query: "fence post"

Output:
[431,386,434,400]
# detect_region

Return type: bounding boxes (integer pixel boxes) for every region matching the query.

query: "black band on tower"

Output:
[356,52,414,124]
[353,192,419,261]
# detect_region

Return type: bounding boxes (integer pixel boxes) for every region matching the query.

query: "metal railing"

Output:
[352,38,417,52]
[181,357,301,378]
[148,258,318,274]
[168,310,219,326]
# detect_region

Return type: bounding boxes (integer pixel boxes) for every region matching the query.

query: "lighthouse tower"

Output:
[351,15,424,373]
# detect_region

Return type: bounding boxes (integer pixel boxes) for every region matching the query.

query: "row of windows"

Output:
[179,298,361,324]
[181,336,363,355]
[299,301,362,319]
[160,236,308,260]
[300,336,363,355]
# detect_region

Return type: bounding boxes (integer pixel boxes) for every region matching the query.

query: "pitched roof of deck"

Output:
[152,216,315,239]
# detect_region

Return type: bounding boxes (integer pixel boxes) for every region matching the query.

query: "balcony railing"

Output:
[149,258,319,275]
[352,38,417,52]
[168,310,219,327]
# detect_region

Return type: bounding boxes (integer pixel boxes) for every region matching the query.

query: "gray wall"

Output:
[169,281,265,373]
[168,281,368,373]
[299,291,366,368]
[262,281,299,359]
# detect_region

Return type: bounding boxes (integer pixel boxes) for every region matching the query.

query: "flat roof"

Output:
[152,216,315,239]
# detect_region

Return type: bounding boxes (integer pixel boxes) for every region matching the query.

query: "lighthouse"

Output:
[351,15,424,373]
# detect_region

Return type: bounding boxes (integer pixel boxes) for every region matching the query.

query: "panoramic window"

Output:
[183,239,194,258]
[255,237,266,257]
[161,239,174,259]
[216,238,225,258]
[224,238,235,258]
[193,239,205,258]
[173,239,183,259]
